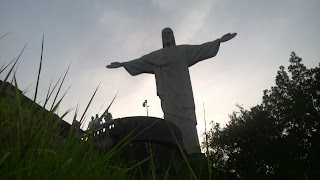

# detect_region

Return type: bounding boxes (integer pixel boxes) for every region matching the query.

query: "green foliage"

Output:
[0,40,130,179]
[206,52,320,179]
[0,83,205,179]
[0,80,131,180]
[0,36,211,179]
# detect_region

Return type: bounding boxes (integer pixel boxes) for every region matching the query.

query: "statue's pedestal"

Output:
[91,116,183,178]
[89,116,208,179]
[88,116,184,150]
[116,116,186,179]
[114,116,183,145]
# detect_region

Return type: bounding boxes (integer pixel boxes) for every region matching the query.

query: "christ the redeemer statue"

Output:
[107,28,236,154]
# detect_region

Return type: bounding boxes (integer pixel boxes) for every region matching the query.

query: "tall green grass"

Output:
[0,41,133,179]
[0,36,213,179]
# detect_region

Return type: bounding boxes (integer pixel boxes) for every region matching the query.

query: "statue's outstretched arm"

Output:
[107,57,154,75]
[186,32,236,67]
[219,33,237,43]
[106,62,123,69]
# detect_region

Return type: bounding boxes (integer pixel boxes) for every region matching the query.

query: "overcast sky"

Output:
[1,0,319,143]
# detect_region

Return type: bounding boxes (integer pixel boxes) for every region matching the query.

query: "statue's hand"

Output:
[106,62,123,68]
[220,33,237,43]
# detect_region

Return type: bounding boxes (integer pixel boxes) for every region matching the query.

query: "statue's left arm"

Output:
[187,33,237,67]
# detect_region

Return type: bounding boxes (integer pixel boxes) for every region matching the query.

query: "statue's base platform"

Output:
[91,116,184,150]
[90,116,192,179]
[88,116,209,179]
[115,116,183,145]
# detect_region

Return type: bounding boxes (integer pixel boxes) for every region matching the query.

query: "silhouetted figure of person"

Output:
[107,27,236,154]
[104,112,113,123]
[88,114,102,130]
[88,116,95,130]
[93,114,102,127]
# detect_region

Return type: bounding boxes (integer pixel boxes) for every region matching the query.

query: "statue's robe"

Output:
[122,39,221,124]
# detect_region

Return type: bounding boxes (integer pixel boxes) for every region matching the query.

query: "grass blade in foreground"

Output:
[79,83,100,125]
[203,102,212,180]
[50,62,71,110]
[0,57,17,74]
[44,77,61,108]
[33,34,44,103]
[0,33,9,40]
[1,44,26,92]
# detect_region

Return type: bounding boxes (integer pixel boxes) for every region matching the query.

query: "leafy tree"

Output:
[205,52,320,179]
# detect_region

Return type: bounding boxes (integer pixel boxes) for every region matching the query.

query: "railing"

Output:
[85,120,118,140]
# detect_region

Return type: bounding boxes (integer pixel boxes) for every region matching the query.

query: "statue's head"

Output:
[162,27,176,48]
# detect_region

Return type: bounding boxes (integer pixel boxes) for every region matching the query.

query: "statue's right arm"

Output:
[106,58,154,75]
[106,62,123,69]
